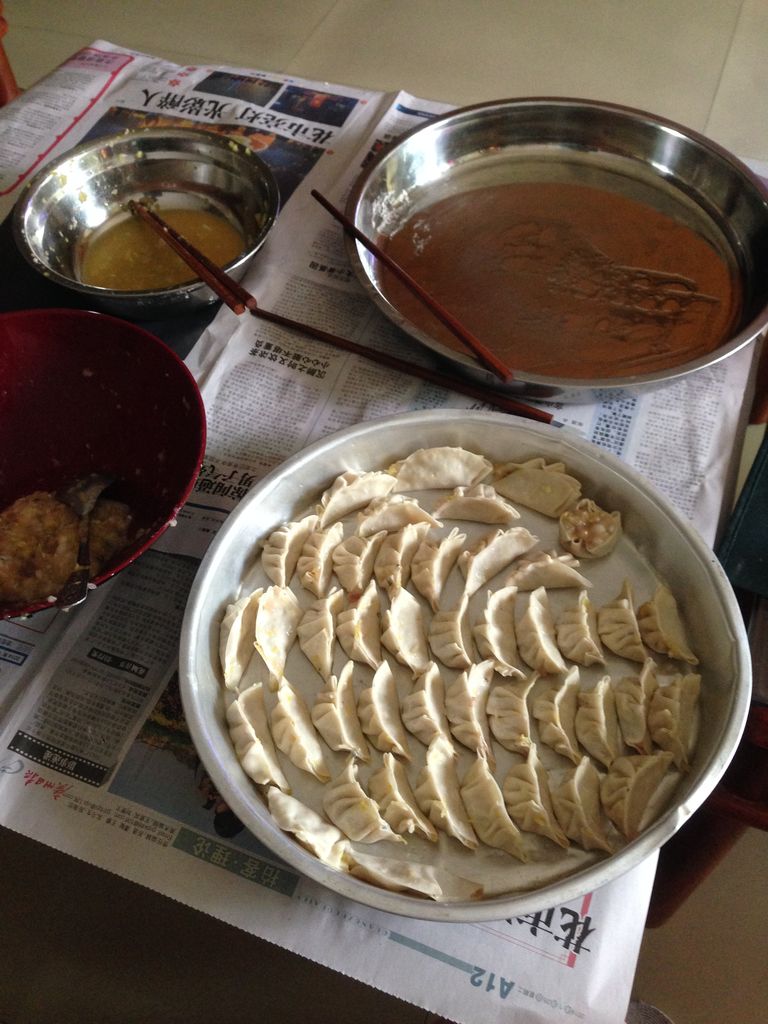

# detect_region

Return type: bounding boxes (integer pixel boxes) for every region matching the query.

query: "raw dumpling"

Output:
[297,587,344,681]
[575,676,622,768]
[323,757,405,844]
[550,756,612,852]
[614,659,659,754]
[357,659,411,759]
[318,470,395,527]
[267,788,350,869]
[310,661,370,761]
[432,484,520,524]
[637,584,698,665]
[472,584,525,678]
[445,659,495,766]
[428,591,475,669]
[486,673,537,755]
[414,735,478,849]
[597,580,646,663]
[494,458,581,517]
[505,550,591,591]
[373,522,431,593]
[410,527,466,611]
[381,585,431,677]
[261,513,319,587]
[332,530,386,595]
[254,585,302,688]
[349,851,483,900]
[296,521,344,597]
[532,667,581,764]
[270,678,330,782]
[460,755,528,861]
[392,446,492,491]
[600,751,675,838]
[556,590,604,667]
[517,587,567,675]
[559,498,622,558]
[357,495,441,537]
[648,673,701,770]
[368,752,438,841]
[501,744,569,848]
[219,588,262,689]
[401,661,452,748]
[336,579,382,669]
[226,683,289,791]
[458,526,539,596]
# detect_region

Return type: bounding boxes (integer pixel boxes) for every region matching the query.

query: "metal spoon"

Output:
[56,473,114,611]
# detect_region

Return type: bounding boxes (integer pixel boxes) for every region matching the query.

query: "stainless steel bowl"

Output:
[12,127,279,318]
[345,98,768,402]
[179,410,751,922]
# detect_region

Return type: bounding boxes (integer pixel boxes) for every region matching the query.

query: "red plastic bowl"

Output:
[0,308,206,618]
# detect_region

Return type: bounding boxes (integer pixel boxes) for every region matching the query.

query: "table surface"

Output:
[2,3,768,1023]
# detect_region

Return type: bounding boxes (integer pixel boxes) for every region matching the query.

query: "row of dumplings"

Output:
[220,571,698,709]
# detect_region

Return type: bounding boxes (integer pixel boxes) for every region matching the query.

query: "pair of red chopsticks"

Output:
[128,196,557,426]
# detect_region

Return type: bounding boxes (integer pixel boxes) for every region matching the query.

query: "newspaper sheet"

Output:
[0,40,757,1024]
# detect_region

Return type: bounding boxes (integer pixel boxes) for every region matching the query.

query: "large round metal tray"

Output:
[179,410,751,921]
[345,98,768,402]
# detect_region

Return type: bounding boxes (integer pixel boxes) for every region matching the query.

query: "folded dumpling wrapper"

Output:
[261,513,319,587]
[410,527,466,611]
[392,446,492,491]
[357,659,411,759]
[311,661,370,761]
[433,483,520,524]
[494,458,582,517]
[597,580,647,663]
[550,756,613,852]
[271,678,330,782]
[648,673,701,770]
[501,743,569,849]
[368,752,438,842]
[349,851,484,901]
[219,588,262,689]
[615,659,659,755]
[267,788,350,869]
[226,683,289,792]
[460,754,528,861]
[458,526,539,597]
[254,584,303,688]
[401,661,452,749]
[318,470,396,527]
[637,584,698,665]
[414,735,478,850]
[323,757,406,844]
[517,586,567,675]
[445,659,496,767]
[600,751,676,838]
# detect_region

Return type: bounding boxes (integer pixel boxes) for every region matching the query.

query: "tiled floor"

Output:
[3,3,767,1022]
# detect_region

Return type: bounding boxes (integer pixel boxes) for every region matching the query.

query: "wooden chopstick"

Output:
[310,189,514,385]
[128,201,555,426]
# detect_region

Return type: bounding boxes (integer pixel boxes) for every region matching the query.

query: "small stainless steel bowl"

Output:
[12,127,279,319]
[345,98,768,402]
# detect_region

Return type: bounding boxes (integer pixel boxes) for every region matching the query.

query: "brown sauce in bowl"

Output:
[379,182,741,379]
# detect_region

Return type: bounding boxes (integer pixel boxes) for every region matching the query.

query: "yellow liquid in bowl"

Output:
[80,208,245,291]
